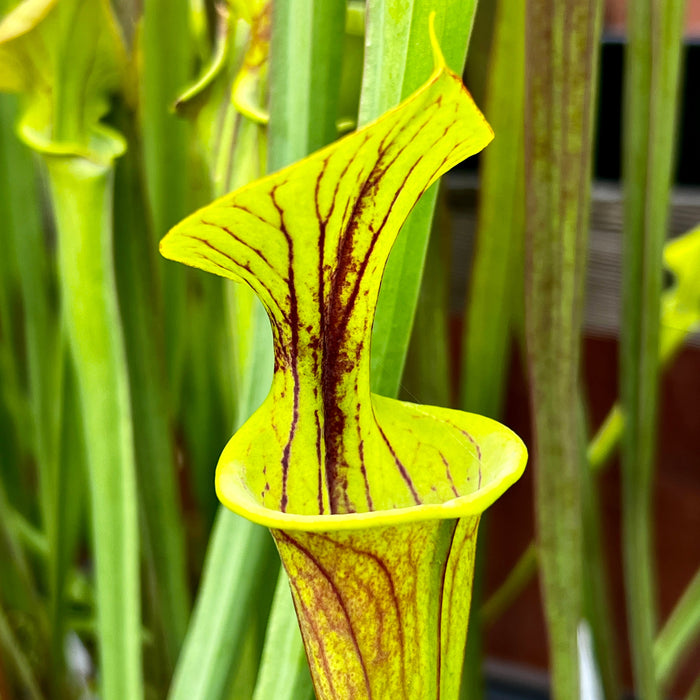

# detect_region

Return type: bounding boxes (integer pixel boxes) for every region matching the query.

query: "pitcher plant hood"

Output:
[161,19,527,700]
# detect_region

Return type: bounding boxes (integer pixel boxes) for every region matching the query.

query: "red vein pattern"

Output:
[273,515,480,700]
[160,46,528,700]
[161,56,494,518]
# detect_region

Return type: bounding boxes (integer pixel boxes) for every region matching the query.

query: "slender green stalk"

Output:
[588,405,624,472]
[460,0,524,421]
[140,0,194,396]
[0,604,42,700]
[46,156,142,700]
[0,92,62,532]
[620,0,686,695]
[113,118,191,678]
[481,543,538,627]
[523,1,602,697]
[252,572,314,700]
[6,508,47,557]
[401,188,451,407]
[654,567,700,687]
[580,405,621,700]
[0,91,69,692]
[54,357,88,682]
[169,512,275,700]
[458,3,524,693]
[360,0,478,398]
[268,0,344,163]
[0,94,38,517]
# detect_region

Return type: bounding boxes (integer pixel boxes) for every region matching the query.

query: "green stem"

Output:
[524,0,602,696]
[620,0,686,696]
[268,0,344,164]
[654,567,700,687]
[361,0,478,398]
[0,604,43,700]
[481,543,538,627]
[168,511,276,700]
[458,3,524,690]
[588,311,691,474]
[46,155,142,700]
[401,187,451,407]
[140,0,195,399]
[587,404,624,472]
[1,101,66,685]
[580,418,622,700]
[113,120,191,677]
[6,508,48,558]
[460,0,524,421]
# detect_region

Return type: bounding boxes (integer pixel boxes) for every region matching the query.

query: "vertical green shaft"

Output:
[140,0,194,400]
[112,131,191,677]
[460,0,524,421]
[360,0,478,399]
[523,0,602,697]
[620,0,686,697]
[47,155,142,700]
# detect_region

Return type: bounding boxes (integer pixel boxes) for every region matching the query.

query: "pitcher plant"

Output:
[161,20,527,700]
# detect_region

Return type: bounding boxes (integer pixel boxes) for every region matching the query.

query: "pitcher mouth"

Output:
[215,431,527,533]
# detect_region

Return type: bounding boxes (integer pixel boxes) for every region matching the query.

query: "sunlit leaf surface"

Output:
[161,29,526,700]
[161,42,525,518]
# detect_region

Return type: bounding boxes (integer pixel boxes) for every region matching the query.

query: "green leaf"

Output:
[401,190,451,408]
[360,0,478,399]
[523,1,602,698]
[460,0,524,420]
[620,0,687,695]
[162,27,526,700]
[458,1,524,692]
[168,511,276,700]
[139,0,197,410]
[268,0,344,165]
[113,114,191,678]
